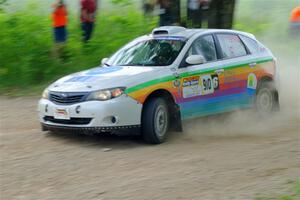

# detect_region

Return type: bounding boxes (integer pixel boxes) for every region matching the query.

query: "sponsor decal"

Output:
[201,74,214,95]
[54,108,70,120]
[182,74,219,98]
[154,36,187,41]
[86,66,123,75]
[65,76,97,83]
[173,79,181,88]
[65,66,123,83]
[247,73,257,89]
[182,76,201,98]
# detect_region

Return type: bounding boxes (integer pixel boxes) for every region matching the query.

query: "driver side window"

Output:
[187,35,217,62]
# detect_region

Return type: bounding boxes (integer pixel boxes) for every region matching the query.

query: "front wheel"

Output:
[142,98,169,144]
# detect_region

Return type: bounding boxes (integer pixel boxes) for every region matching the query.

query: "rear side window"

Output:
[239,35,259,54]
[217,34,247,59]
[187,35,217,62]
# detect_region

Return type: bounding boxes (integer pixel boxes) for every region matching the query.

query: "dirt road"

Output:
[0,96,299,200]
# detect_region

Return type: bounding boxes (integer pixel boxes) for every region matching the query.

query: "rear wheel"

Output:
[142,98,169,144]
[255,81,279,115]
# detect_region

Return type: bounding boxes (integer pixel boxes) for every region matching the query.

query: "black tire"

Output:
[255,81,279,115]
[142,98,169,144]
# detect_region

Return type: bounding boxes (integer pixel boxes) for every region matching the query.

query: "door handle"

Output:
[214,69,224,75]
[171,67,180,78]
[173,72,180,78]
[249,62,257,68]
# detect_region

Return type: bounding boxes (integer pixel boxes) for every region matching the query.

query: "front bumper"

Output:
[38,95,142,130]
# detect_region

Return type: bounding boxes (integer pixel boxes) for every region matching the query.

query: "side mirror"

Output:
[185,55,205,65]
[101,58,109,66]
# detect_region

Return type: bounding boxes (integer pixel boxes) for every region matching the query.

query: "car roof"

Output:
[151,26,256,40]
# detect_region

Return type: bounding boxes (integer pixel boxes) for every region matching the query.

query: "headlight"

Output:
[87,87,126,101]
[42,89,49,99]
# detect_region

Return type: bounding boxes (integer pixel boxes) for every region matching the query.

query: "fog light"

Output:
[75,105,81,114]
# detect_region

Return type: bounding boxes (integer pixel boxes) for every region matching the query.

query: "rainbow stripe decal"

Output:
[126,57,275,119]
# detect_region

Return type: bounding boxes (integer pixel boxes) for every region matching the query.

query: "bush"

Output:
[0,3,157,92]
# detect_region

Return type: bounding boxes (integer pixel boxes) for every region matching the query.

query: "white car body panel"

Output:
[38,95,142,128]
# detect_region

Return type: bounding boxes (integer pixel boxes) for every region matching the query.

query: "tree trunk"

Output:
[171,0,181,25]
[208,0,236,29]
[187,0,202,28]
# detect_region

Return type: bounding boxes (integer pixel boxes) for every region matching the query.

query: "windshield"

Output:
[108,38,186,66]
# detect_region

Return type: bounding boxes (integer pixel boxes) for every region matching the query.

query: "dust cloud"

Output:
[183,37,300,138]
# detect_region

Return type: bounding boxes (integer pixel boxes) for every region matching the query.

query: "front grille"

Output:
[49,92,89,104]
[44,116,92,125]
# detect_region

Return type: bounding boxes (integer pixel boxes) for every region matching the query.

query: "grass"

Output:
[255,180,300,200]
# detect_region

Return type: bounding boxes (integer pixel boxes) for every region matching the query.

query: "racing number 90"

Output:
[201,74,219,95]
[202,77,212,91]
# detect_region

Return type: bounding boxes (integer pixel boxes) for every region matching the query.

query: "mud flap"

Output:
[41,123,49,131]
[169,104,183,132]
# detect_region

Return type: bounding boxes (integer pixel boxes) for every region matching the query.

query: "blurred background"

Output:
[0,0,299,95]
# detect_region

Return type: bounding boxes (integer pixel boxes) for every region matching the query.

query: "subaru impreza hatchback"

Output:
[39,26,279,144]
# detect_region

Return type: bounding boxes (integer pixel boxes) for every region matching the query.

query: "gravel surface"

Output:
[0,97,299,200]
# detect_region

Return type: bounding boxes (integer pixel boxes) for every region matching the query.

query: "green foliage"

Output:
[0,0,7,12]
[234,0,299,37]
[255,180,300,200]
[294,181,300,197]
[0,3,156,92]
[111,0,132,6]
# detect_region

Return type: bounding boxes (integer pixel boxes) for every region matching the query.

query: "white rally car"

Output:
[39,26,279,144]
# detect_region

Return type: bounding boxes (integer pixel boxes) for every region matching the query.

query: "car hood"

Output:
[48,66,163,92]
